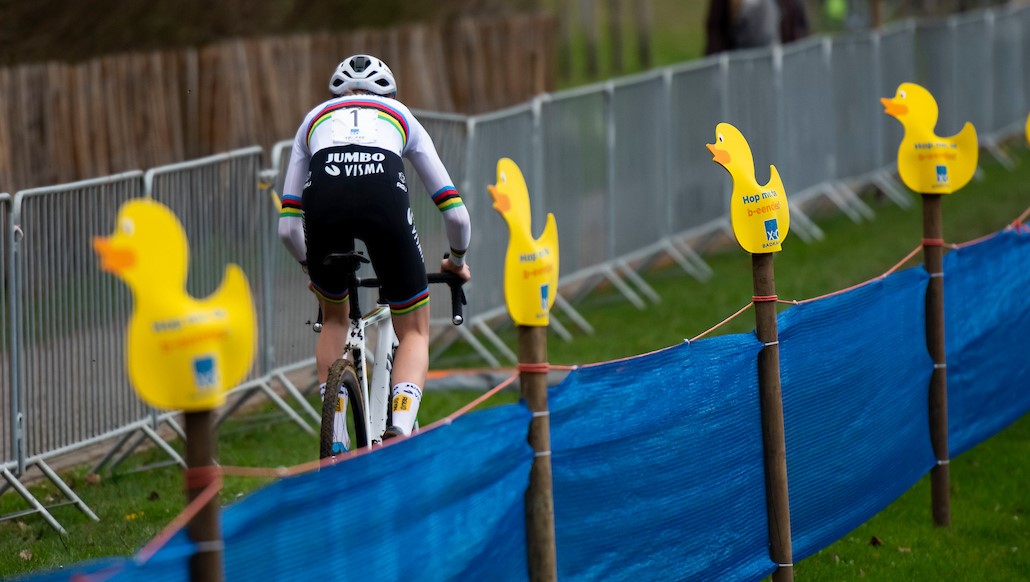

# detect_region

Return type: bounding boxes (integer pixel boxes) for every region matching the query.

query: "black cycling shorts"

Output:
[302,145,428,315]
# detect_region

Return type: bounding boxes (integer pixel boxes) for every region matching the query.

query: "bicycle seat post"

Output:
[323,250,369,323]
[346,266,362,323]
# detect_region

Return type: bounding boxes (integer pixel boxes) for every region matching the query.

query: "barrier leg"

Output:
[1,466,68,535]
[34,460,99,523]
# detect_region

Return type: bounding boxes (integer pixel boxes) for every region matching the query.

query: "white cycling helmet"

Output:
[329,54,397,97]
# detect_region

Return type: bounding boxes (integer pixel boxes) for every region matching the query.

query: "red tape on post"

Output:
[922,238,945,247]
[517,363,551,374]
[184,465,223,491]
[752,295,778,303]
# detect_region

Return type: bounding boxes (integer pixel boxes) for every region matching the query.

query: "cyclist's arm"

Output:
[404,118,471,266]
[278,123,311,267]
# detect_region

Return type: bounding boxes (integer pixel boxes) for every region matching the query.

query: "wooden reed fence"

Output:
[0,12,557,193]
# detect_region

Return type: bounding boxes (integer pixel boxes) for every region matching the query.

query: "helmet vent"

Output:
[351,56,371,73]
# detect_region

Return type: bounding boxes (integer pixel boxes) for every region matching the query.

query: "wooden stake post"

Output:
[184,411,224,582]
[922,194,951,526]
[519,327,558,582]
[753,254,794,582]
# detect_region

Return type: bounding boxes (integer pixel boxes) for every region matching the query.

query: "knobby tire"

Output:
[320,359,365,458]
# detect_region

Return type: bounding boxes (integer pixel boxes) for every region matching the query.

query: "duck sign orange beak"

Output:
[92,236,135,273]
[488,185,511,213]
[706,143,730,165]
[881,97,908,117]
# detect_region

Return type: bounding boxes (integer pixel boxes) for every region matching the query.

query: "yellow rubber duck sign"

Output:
[707,123,790,254]
[881,82,978,194]
[488,158,559,326]
[93,199,257,411]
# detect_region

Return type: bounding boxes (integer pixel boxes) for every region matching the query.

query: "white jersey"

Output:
[278,94,471,266]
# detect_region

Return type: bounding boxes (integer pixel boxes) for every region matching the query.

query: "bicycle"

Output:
[316,251,466,459]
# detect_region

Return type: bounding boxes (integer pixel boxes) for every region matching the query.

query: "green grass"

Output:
[3,145,1030,579]
[800,415,1030,580]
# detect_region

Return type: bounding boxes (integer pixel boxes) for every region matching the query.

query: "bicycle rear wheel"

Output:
[320,359,365,459]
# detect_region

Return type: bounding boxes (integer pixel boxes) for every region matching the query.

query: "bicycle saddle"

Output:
[323,251,370,272]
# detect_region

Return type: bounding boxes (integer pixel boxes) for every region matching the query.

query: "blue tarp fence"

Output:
[945,230,1030,457]
[18,228,1030,581]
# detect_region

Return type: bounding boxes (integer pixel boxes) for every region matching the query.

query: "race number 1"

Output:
[332,108,378,144]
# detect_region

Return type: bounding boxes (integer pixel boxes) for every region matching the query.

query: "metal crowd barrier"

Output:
[2,173,145,533]
[3,5,1029,534]
[2,192,10,467]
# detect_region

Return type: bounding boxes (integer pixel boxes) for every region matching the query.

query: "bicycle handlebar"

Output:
[313,270,467,331]
[428,272,467,326]
[351,272,466,325]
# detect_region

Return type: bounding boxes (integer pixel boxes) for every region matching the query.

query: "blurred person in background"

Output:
[705,0,810,55]
[778,0,810,41]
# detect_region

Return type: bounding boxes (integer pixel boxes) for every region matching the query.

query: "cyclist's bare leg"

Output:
[390,307,430,388]
[316,297,350,384]
[385,305,430,436]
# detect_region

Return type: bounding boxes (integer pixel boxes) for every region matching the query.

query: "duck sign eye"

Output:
[718,133,724,143]
[500,171,507,184]
[120,217,135,236]
[899,90,907,99]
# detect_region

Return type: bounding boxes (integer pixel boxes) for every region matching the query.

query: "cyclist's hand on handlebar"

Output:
[441,257,471,283]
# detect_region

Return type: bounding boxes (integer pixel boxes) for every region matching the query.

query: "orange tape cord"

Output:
[183,465,223,491]
[517,363,551,374]
[426,367,512,379]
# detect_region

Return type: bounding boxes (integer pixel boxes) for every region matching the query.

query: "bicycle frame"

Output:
[343,303,398,448]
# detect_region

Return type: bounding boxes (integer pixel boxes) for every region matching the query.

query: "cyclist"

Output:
[278,54,471,441]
